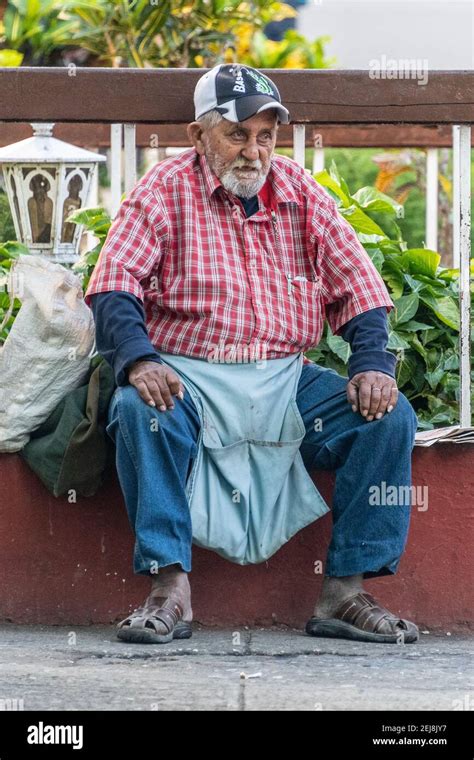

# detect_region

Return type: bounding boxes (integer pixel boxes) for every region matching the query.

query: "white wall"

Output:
[298,0,473,70]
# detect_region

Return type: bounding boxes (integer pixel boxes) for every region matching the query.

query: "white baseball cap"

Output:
[194,63,290,124]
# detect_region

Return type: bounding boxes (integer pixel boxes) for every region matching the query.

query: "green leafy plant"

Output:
[70,206,112,290]
[1,0,79,65]
[63,0,313,69]
[0,191,16,242]
[239,28,335,69]
[306,161,474,429]
[1,0,333,69]
[0,240,29,343]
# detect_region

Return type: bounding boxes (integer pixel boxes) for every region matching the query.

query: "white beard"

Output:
[205,144,269,199]
[219,166,267,199]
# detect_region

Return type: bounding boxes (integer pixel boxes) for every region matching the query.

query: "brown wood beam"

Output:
[0,122,471,149]
[0,68,472,124]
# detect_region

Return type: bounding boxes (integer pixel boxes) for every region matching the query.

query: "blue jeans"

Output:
[105,362,418,579]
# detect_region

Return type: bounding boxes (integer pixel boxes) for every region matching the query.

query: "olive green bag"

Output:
[20,356,116,497]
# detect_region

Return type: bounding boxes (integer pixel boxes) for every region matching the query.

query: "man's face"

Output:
[189,111,279,199]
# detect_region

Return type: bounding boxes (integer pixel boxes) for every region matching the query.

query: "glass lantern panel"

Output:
[65,166,89,178]
[23,167,56,179]
[27,173,54,244]
[61,174,83,243]
[10,174,24,240]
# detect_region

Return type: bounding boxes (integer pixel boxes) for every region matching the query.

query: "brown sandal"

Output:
[305,591,419,644]
[117,595,192,644]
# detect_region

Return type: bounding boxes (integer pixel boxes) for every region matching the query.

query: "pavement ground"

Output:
[0,623,472,711]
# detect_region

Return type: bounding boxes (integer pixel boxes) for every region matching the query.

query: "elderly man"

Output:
[85,64,419,645]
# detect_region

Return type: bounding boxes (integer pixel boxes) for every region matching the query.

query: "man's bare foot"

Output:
[116,563,193,643]
[148,563,193,623]
[312,574,364,619]
[310,574,418,640]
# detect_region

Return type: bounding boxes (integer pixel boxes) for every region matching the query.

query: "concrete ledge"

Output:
[0,446,473,630]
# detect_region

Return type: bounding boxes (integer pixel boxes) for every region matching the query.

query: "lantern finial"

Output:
[31,123,55,137]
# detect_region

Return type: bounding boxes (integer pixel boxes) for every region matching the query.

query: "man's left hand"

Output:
[347,371,398,422]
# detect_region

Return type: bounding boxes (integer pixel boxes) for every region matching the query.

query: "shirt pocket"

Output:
[286,274,325,347]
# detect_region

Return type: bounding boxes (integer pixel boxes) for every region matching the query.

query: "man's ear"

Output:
[187,122,206,155]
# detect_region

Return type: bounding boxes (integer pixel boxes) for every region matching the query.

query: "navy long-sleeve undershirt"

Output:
[90,291,164,386]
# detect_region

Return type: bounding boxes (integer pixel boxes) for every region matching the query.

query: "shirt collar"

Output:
[197,151,301,208]
[268,158,302,207]
[198,151,223,199]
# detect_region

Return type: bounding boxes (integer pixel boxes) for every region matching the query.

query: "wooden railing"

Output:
[0,67,472,425]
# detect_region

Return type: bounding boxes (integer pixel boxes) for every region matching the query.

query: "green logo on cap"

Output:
[247,70,274,96]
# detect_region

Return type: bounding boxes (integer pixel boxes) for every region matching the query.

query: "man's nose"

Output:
[241,141,260,162]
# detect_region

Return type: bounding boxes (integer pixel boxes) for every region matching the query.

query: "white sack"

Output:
[0,255,95,452]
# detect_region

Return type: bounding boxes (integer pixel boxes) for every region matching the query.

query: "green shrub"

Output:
[0,241,29,343]
[306,161,473,429]
[0,192,16,243]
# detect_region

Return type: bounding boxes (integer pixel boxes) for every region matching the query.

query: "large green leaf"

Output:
[326,330,351,362]
[392,293,419,324]
[352,186,403,217]
[419,293,460,331]
[403,273,423,292]
[421,327,445,346]
[396,353,418,387]
[0,241,30,259]
[313,170,352,207]
[363,246,384,271]
[407,334,428,359]
[425,366,447,390]
[443,351,460,371]
[382,260,404,299]
[401,319,433,331]
[328,160,351,197]
[387,331,411,350]
[67,206,111,235]
[341,206,386,236]
[401,248,441,278]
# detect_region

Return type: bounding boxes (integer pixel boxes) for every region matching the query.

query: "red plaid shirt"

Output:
[85,148,394,360]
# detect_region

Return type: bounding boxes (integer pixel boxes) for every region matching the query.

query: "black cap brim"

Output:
[220,94,290,124]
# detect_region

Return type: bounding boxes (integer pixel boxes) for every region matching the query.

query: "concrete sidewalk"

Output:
[0,623,472,711]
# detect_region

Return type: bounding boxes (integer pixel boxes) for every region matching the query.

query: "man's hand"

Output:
[128,361,185,411]
[347,371,398,422]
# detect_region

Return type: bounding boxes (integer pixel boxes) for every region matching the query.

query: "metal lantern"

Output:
[0,123,106,263]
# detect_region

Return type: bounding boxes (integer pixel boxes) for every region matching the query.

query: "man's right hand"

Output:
[127,360,185,411]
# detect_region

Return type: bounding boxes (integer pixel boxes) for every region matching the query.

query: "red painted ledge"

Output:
[0,446,473,631]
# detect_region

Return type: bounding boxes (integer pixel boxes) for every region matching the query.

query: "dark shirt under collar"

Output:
[235,194,259,218]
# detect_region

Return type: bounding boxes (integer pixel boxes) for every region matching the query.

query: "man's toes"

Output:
[145,617,169,635]
[376,617,413,636]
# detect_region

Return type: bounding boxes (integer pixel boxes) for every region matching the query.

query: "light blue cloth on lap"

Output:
[158,351,330,564]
